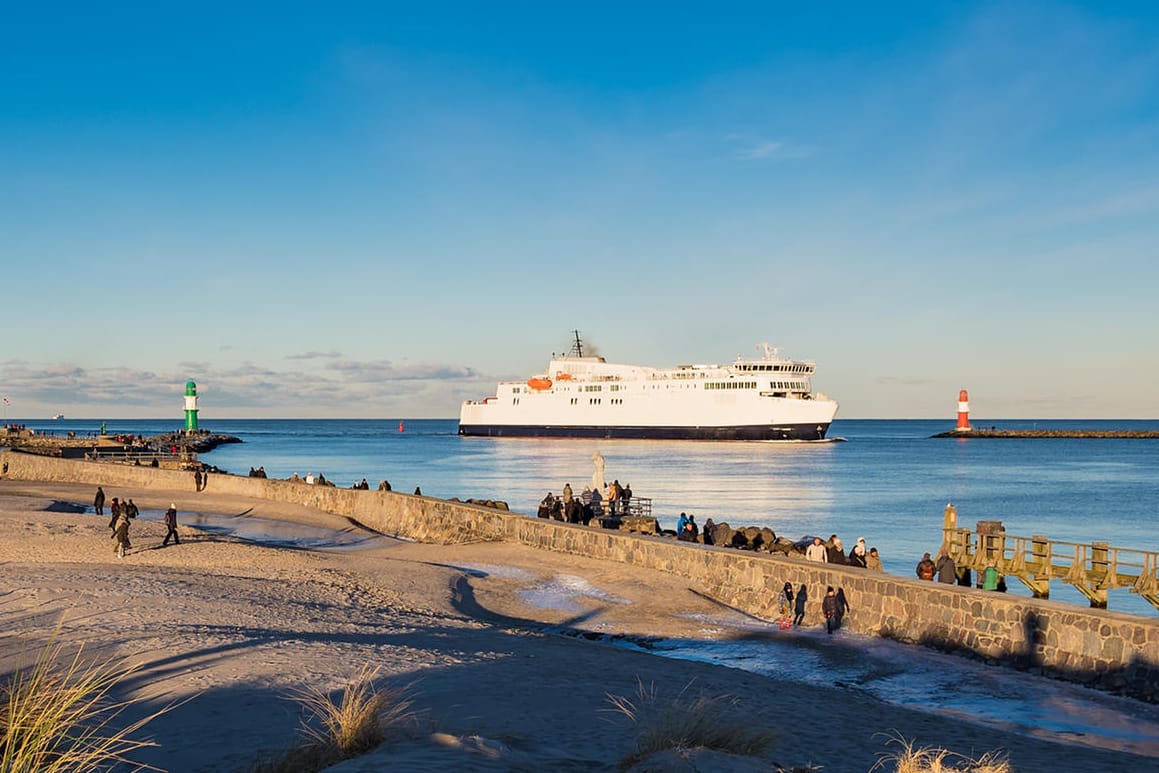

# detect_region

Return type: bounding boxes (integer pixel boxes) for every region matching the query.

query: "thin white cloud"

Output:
[285,351,343,360]
[0,356,491,416]
[728,135,813,161]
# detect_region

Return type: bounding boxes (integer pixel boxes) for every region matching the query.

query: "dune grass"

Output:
[252,665,419,773]
[606,678,776,770]
[1,639,170,773]
[873,731,1012,773]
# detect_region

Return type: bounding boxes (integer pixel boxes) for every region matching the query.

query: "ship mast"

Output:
[568,330,585,358]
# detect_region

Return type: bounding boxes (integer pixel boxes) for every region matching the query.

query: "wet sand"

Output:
[1,479,1154,772]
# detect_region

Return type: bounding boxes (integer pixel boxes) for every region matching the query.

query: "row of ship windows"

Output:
[735,364,812,373]
[520,381,806,394]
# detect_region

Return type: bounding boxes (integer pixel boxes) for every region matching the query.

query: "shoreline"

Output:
[3,479,1157,771]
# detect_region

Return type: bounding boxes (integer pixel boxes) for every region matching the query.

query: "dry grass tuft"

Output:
[606,678,776,770]
[1,639,170,773]
[872,731,1012,773]
[252,665,418,773]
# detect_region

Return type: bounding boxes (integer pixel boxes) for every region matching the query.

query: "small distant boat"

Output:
[52,414,64,420]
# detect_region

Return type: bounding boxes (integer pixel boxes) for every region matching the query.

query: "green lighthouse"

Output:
[184,381,199,433]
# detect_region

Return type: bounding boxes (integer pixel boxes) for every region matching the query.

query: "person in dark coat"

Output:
[94,486,105,516]
[847,537,868,568]
[702,518,716,546]
[821,586,839,634]
[162,504,180,546]
[826,535,846,565]
[835,588,850,629]
[125,499,139,519]
[194,469,203,492]
[793,584,808,626]
[935,550,957,583]
[107,498,122,530]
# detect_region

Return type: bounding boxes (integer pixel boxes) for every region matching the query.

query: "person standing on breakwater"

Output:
[94,487,105,516]
[915,552,936,581]
[982,562,1000,591]
[194,468,203,492]
[826,535,846,565]
[847,537,868,568]
[702,517,716,546]
[866,547,883,571]
[562,482,573,505]
[805,537,828,563]
[935,550,957,583]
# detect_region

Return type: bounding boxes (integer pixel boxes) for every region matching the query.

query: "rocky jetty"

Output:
[932,429,1159,439]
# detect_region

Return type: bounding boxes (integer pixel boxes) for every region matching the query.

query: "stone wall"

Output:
[4,450,1157,701]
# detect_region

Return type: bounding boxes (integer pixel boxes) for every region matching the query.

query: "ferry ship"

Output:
[459,333,839,440]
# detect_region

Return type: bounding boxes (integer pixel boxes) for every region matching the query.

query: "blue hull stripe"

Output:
[458,423,831,441]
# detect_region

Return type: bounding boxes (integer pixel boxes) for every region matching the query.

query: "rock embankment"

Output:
[932,429,1159,439]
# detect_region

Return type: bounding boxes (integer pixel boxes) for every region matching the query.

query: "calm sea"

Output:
[14,417,1159,617]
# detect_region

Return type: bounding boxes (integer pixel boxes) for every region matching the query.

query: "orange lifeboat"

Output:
[555,372,573,381]
[527,377,553,390]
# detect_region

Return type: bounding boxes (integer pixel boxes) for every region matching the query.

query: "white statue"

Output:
[591,450,605,495]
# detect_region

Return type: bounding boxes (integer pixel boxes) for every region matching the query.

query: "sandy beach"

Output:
[1,478,1154,772]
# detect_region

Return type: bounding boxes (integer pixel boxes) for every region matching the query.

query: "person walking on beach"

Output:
[125,498,139,519]
[107,497,122,530]
[162,504,180,546]
[822,586,839,634]
[111,511,131,558]
[935,550,957,583]
[916,552,936,581]
[94,486,105,516]
[793,584,808,627]
[805,537,828,563]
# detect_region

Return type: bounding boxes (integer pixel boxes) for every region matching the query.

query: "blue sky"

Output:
[2,2,1157,419]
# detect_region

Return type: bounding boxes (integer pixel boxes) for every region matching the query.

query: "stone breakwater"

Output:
[3,450,1157,702]
[932,429,1159,439]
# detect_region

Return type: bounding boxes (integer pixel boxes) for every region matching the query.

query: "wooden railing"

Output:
[941,504,1159,611]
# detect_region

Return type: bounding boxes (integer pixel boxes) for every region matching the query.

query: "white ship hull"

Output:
[459,340,839,441]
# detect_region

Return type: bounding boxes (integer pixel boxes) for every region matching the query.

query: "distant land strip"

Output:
[931,429,1159,439]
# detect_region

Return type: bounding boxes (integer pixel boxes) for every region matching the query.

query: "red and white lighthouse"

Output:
[956,389,971,432]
